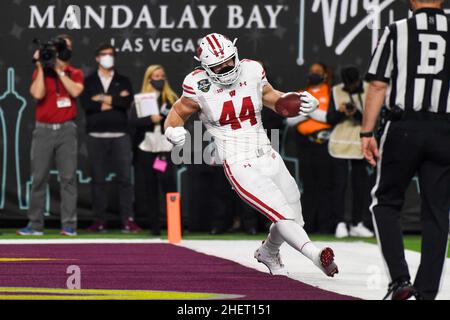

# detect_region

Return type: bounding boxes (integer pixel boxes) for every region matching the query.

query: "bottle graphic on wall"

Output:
[0,68,27,210]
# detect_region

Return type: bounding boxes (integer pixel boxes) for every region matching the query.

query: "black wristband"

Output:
[359,131,374,138]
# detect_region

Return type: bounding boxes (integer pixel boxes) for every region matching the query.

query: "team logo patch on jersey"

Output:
[197,79,212,93]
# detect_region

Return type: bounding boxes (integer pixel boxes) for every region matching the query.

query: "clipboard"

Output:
[134,92,159,117]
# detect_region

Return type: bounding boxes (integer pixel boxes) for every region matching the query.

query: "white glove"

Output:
[299,91,319,116]
[165,126,187,146]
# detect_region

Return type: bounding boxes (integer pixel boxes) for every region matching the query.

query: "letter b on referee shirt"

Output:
[418,35,446,74]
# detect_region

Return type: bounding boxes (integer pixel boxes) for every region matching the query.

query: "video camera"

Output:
[32,37,69,69]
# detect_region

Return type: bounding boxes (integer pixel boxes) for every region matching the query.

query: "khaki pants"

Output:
[27,122,78,231]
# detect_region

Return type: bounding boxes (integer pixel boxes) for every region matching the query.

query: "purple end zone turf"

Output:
[0,244,356,300]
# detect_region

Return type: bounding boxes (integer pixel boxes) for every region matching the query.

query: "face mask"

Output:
[151,79,165,91]
[217,65,235,74]
[58,48,72,62]
[99,55,114,69]
[307,73,324,86]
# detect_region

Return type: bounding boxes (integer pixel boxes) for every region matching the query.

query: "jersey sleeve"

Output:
[260,65,269,87]
[366,26,393,83]
[251,60,270,87]
[181,73,199,104]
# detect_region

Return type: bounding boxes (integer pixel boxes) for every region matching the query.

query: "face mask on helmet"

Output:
[195,34,242,86]
[217,65,234,75]
[204,54,241,86]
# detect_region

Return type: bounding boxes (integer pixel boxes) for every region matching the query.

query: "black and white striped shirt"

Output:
[366,8,450,113]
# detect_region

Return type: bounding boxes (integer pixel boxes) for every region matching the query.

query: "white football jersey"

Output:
[182,59,271,163]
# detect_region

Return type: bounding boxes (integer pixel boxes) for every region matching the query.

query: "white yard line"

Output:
[180,240,450,300]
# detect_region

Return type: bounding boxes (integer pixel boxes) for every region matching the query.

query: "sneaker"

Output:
[383,280,423,300]
[349,222,374,238]
[86,220,107,233]
[16,227,43,236]
[335,222,349,239]
[122,217,142,234]
[60,227,77,236]
[315,247,339,277]
[254,243,288,276]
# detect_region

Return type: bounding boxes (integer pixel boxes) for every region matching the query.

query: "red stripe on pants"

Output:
[223,161,286,222]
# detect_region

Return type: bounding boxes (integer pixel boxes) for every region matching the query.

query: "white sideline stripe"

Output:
[0,239,166,244]
[180,240,450,300]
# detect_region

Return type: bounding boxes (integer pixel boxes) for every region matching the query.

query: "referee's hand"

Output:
[361,137,380,167]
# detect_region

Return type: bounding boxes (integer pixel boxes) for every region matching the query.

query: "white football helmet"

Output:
[195,33,241,86]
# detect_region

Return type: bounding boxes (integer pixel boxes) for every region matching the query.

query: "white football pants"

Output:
[223,149,304,225]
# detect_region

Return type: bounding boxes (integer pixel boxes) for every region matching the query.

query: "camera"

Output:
[33,37,69,70]
[345,102,356,113]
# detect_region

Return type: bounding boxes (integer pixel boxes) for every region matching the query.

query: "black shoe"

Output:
[383,280,423,300]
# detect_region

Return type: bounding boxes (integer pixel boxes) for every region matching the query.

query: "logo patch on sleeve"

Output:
[197,79,212,93]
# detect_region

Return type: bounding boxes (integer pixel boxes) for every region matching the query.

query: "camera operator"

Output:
[326,66,374,239]
[17,34,84,236]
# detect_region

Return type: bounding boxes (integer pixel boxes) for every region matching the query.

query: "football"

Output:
[275,92,301,118]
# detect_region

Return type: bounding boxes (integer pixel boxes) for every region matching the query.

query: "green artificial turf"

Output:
[0,229,448,258]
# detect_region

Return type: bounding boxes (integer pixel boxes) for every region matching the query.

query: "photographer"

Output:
[17,34,84,236]
[327,66,374,239]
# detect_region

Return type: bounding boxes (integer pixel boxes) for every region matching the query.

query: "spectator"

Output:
[129,65,178,236]
[327,66,374,239]
[81,43,141,233]
[17,34,83,236]
[286,62,334,233]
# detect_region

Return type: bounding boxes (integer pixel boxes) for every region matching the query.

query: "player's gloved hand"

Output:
[299,91,319,116]
[165,126,187,146]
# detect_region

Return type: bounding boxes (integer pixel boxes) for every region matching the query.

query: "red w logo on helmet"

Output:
[197,46,203,57]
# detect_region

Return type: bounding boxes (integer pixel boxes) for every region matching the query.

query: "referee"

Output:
[361,0,450,300]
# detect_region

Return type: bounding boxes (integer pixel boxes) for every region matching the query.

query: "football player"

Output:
[164,33,338,277]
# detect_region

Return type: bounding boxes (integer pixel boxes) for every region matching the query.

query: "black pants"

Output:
[332,159,371,226]
[86,135,134,223]
[372,118,450,300]
[295,133,334,233]
[134,149,176,232]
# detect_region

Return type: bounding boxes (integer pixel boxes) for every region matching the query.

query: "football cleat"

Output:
[315,247,339,277]
[254,243,288,276]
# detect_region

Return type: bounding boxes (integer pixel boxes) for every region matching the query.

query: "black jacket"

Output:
[81,71,133,133]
